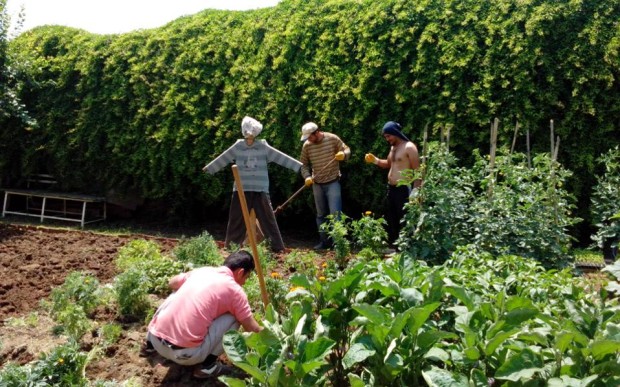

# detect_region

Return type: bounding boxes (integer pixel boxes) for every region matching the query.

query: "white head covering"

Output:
[300,122,318,141]
[241,116,263,138]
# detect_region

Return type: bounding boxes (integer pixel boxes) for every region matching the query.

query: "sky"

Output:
[5,0,282,35]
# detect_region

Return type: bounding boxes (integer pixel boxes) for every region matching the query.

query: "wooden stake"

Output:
[550,119,555,158]
[526,129,531,168]
[232,165,269,308]
[487,118,499,201]
[510,121,519,155]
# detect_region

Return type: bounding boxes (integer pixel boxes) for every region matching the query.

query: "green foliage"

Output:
[49,271,102,316]
[223,244,620,386]
[113,267,152,319]
[399,143,580,268]
[116,238,187,295]
[47,271,101,341]
[350,211,388,259]
[98,323,123,347]
[0,342,89,386]
[3,0,618,226]
[591,146,620,253]
[321,214,350,266]
[116,239,163,271]
[173,231,222,267]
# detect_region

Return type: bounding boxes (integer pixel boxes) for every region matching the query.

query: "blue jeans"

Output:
[312,180,342,242]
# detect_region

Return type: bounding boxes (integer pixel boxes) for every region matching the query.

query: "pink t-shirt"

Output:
[148,266,252,348]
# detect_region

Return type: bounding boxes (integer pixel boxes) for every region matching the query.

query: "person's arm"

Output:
[300,145,312,179]
[406,142,420,170]
[266,142,303,172]
[240,315,263,333]
[202,141,238,174]
[168,272,188,291]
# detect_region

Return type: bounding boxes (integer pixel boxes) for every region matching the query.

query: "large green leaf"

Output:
[422,365,469,386]
[495,348,544,382]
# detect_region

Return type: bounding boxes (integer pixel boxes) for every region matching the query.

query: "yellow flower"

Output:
[319,276,326,281]
[270,272,281,279]
[58,358,64,364]
[321,262,328,268]
[289,286,304,292]
[364,211,372,216]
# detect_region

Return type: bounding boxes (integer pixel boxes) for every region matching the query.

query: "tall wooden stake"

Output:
[487,118,499,201]
[232,165,269,308]
[526,129,531,168]
[510,121,520,155]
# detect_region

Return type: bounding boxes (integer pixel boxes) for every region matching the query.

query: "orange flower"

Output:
[289,286,304,292]
[321,262,328,268]
[270,272,281,279]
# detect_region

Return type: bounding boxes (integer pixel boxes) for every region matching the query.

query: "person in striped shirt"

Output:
[203,116,302,252]
[300,122,351,250]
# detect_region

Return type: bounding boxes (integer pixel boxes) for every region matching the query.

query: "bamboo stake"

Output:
[232,165,269,308]
[550,119,555,158]
[510,121,519,155]
[446,125,451,153]
[526,129,531,168]
[487,118,499,201]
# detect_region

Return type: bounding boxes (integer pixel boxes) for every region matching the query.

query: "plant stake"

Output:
[232,165,269,308]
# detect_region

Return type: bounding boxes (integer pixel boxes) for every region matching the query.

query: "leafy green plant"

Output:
[0,342,90,386]
[113,268,151,319]
[321,214,350,267]
[116,238,188,295]
[116,239,163,271]
[98,323,123,347]
[283,250,321,278]
[591,147,620,261]
[49,271,102,317]
[350,211,388,259]
[400,143,579,268]
[173,231,222,267]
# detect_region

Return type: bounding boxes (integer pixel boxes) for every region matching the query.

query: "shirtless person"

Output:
[365,121,420,244]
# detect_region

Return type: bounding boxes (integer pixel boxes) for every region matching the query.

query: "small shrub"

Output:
[173,231,221,267]
[350,211,388,259]
[114,268,151,319]
[49,271,102,317]
[98,323,123,346]
[321,214,350,266]
[32,342,89,386]
[116,239,163,271]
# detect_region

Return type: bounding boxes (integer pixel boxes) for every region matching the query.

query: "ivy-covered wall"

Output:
[2,0,619,238]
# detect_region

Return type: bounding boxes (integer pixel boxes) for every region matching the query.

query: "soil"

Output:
[0,219,318,386]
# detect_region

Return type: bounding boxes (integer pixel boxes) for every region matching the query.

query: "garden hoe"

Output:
[273,156,337,216]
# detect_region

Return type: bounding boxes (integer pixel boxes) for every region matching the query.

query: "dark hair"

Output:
[223,250,255,273]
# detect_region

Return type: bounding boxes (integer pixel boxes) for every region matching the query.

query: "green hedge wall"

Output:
[2,0,619,235]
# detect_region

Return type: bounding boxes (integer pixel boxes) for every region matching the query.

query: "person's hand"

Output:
[364,153,379,164]
[304,177,313,187]
[335,151,345,161]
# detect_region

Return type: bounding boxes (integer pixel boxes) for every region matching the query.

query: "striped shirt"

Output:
[204,139,302,192]
[300,132,350,184]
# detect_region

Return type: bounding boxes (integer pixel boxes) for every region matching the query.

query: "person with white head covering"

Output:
[203,116,301,252]
[299,121,351,250]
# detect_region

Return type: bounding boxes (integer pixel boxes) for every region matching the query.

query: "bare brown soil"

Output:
[0,220,316,386]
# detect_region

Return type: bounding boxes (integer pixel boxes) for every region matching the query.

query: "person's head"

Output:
[300,122,321,143]
[224,250,255,285]
[381,121,409,145]
[242,116,263,141]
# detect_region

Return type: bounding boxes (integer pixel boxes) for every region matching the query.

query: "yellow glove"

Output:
[335,151,345,161]
[365,153,379,164]
[304,177,314,187]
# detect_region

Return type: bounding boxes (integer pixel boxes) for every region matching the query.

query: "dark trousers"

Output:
[225,191,285,252]
[386,185,410,244]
